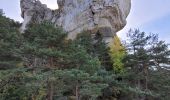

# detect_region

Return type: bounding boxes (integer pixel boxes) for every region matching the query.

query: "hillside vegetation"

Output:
[0,10,170,100]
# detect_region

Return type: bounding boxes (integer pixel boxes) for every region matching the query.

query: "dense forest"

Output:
[0,9,170,100]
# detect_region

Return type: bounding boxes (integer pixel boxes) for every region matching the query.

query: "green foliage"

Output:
[75,32,113,70]
[24,22,67,48]
[0,12,22,70]
[74,31,95,55]
[54,69,109,99]
[122,29,170,99]
[0,68,112,100]
[21,23,101,75]
[0,20,115,100]
[1,12,169,100]
[0,9,4,16]
[21,22,68,68]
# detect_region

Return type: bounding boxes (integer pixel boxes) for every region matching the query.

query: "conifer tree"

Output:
[75,32,113,71]
[0,9,4,16]
[123,29,170,99]
[19,22,113,100]
[21,22,67,68]
[0,10,22,70]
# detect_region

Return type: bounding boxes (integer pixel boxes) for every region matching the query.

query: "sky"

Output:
[0,0,170,43]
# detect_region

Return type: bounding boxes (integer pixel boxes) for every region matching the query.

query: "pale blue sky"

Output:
[0,0,170,43]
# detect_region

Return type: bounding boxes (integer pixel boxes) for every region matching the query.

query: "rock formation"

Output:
[20,0,131,44]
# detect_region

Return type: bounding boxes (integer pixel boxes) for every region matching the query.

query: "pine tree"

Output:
[21,22,67,68]
[75,31,113,71]
[123,29,170,99]
[0,9,4,16]
[19,22,113,100]
[0,10,22,70]
[53,69,110,100]
[150,40,170,70]
[0,11,24,99]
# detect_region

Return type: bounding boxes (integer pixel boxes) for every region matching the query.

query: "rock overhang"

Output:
[20,0,131,45]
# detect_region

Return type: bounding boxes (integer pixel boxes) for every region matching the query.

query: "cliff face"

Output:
[20,0,131,44]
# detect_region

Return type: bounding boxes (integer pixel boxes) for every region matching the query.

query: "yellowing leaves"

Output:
[109,35,125,73]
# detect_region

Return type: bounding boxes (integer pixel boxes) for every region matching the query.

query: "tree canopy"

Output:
[0,11,170,100]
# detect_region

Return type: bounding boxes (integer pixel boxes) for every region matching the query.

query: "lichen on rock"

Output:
[20,0,131,44]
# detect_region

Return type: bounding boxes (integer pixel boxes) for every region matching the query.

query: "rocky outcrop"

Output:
[20,0,131,44]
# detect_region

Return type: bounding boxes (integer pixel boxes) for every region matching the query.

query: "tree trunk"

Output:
[34,57,37,67]
[144,63,148,90]
[50,57,54,67]
[137,79,141,89]
[76,84,80,100]
[47,81,53,100]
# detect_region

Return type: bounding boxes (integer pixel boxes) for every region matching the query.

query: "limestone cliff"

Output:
[20,0,131,44]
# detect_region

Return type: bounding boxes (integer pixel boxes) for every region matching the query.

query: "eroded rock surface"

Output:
[20,0,131,44]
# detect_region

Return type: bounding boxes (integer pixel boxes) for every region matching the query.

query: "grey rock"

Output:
[20,0,131,44]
